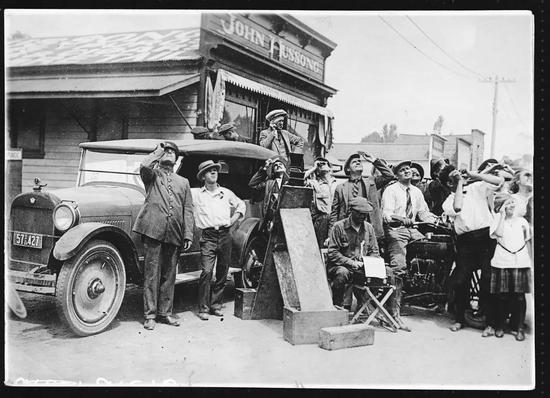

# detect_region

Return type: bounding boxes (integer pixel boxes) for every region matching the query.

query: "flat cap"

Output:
[218,122,235,135]
[191,126,210,135]
[265,109,288,122]
[349,197,374,213]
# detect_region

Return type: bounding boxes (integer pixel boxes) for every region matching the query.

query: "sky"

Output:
[5,10,534,159]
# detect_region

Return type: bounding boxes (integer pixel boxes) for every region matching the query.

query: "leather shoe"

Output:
[210,309,224,317]
[157,316,180,326]
[482,326,495,337]
[198,312,209,321]
[450,322,463,332]
[144,319,156,330]
[495,329,504,338]
[515,329,525,341]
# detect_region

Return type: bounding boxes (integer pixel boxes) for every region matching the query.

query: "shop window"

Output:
[222,100,257,140]
[287,118,317,167]
[10,102,45,159]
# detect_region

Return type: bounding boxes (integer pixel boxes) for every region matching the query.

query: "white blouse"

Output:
[489,215,531,269]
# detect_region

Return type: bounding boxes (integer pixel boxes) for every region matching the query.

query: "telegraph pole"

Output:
[480,76,516,158]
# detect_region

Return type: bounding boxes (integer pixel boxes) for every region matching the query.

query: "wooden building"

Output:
[6,13,337,193]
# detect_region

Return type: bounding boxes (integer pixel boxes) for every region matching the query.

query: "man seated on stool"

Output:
[327,197,411,331]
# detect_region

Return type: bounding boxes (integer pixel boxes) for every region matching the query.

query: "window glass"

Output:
[287,119,316,167]
[222,101,257,140]
[12,102,45,158]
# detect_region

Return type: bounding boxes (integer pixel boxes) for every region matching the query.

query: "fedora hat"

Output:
[343,153,361,175]
[196,160,221,181]
[265,109,287,123]
[410,162,425,180]
[218,122,235,135]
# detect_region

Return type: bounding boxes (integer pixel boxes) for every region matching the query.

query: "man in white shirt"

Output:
[381,160,438,273]
[192,160,246,321]
[440,164,503,332]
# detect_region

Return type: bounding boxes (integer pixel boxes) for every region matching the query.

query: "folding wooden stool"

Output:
[351,280,399,333]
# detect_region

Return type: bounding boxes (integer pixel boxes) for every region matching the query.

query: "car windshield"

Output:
[78,150,149,188]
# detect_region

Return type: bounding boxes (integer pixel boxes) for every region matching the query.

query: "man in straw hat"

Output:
[133,141,194,330]
[192,160,246,321]
[259,109,304,161]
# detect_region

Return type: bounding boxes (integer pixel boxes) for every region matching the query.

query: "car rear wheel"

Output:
[235,234,267,289]
[55,240,126,336]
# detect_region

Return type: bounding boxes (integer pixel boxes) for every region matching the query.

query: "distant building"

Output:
[442,129,485,170]
[330,129,485,178]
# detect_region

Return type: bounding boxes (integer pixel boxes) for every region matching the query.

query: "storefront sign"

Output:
[205,14,325,81]
[7,149,22,160]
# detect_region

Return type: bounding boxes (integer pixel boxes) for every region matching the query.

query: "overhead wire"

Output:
[405,15,487,80]
[378,15,474,80]
[502,84,528,130]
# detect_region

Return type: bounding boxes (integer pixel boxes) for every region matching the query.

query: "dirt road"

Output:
[5,283,535,389]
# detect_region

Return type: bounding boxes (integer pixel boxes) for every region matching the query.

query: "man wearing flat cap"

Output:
[305,156,338,248]
[259,109,304,161]
[192,160,246,321]
[249,155,289,232]
[327,197,409,330]
[191,126,219,140]
[133,141,194,330]
[218,122,250,143]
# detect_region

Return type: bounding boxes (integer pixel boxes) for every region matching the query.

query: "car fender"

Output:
[53,222,141,282]
[231,217,261,266]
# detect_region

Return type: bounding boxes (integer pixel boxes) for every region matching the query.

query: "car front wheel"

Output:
[235,234,267,289]
[55,240,126,336]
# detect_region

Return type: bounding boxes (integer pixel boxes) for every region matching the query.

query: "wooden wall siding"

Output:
[127,86,198,140]
[18,86,198,193]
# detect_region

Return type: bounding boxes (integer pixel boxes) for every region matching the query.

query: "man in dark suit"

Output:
[259,109,304,161]
[133,141,194,330]
[248,155,289,232]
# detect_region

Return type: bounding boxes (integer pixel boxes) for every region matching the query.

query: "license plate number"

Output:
[13,232,43,249]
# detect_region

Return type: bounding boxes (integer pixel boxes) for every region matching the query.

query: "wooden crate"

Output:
[283,306,349,345]
[319,324,375,350]
[234,288,256,320]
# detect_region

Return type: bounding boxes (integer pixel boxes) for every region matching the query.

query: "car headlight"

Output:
[53,203,79,231]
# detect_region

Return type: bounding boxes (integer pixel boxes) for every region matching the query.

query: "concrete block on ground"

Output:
[283,306,349,345]
[318,323,375,350]
[234,288,256,320]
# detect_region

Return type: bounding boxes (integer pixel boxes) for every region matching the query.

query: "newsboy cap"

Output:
[349,197,374,213]
[343,153,361,175]
[196,160,222,181]
[191,126,210,135]
[265,109,287,122]
[218,122,235,135]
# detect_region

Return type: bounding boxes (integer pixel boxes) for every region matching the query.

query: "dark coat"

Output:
[133,152,194,247]
[248,167,289,219]
[329,158,395,239]
[258,128,304,159]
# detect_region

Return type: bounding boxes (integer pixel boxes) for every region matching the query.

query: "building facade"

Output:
[6,13,337,193]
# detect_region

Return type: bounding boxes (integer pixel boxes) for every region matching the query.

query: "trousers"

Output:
[143,236,179,319]
[448,227,496,323]
[312,211,330,249]
[198,228,232,313]
[384,226,425,272]
[327,266,353,308]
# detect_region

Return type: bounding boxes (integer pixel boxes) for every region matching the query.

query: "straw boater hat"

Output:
[196,160,222,181]
[265,109,287,123]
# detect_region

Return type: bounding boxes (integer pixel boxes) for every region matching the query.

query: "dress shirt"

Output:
[442,181,498,235]
[307,176,337,215]
[489,216,531,269]
[327,217,380,270]
[191,185,246,230]
[382,181,435,222]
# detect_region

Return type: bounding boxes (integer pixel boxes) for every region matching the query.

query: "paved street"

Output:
[6,283,535,389]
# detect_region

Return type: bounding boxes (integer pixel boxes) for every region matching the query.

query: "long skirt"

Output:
[489,267,531,294]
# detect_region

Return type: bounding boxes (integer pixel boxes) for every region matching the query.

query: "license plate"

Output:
[13,232,43,249]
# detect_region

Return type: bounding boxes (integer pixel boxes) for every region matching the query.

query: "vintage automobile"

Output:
[8,138,276,336]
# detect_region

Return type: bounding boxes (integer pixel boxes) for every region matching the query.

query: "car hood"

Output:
[52,185,143,217]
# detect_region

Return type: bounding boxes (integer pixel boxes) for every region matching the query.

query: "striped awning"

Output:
[219,69,333,118]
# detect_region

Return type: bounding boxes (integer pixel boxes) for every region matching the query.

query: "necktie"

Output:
[405,187,413,220]
[352,180,360,198]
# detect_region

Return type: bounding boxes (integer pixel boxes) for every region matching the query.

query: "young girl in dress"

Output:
[483,193,531,341]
